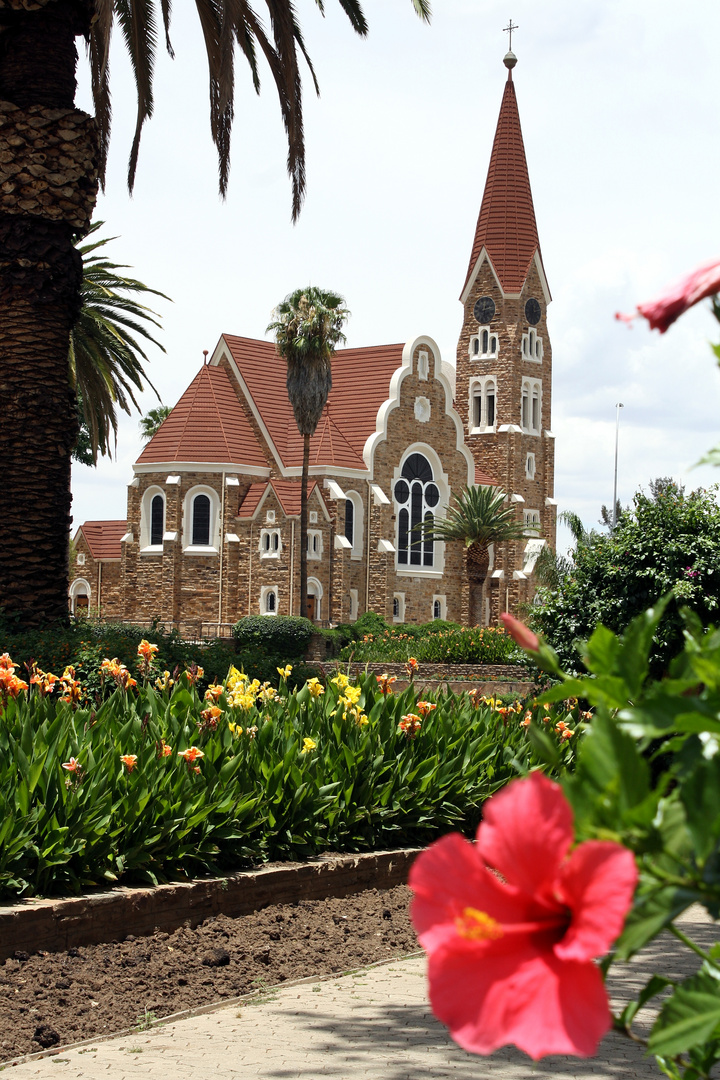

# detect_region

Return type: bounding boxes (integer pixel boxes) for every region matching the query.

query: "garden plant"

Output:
[0,642,580,900]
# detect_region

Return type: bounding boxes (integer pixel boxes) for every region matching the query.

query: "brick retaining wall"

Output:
[0,849,419,962]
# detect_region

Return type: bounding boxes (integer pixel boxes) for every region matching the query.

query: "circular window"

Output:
[425,483,439,508]
[394,479,409,503]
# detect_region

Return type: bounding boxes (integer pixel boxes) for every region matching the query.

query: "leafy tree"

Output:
[0,0,430,627]
[531,481,720,675]
[139,405,173,443]
[71,223,168,465]
[267,287,350,619]
[421,485,532,626]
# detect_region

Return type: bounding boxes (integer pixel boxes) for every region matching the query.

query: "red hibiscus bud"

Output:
[500,612,539,652]
[615,257,720,334]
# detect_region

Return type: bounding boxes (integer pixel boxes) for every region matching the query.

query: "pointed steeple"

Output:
[461,54,545,298]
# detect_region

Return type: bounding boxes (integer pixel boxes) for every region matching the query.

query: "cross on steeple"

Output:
[503,19,518,51]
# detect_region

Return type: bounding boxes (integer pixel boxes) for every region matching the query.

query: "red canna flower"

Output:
[409,772,637,1060]
[500,613,539,652]
[615,257,720,334]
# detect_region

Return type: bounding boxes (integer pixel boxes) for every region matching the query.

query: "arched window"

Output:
[150,494,164,546]
[266,590,276,613]
[482,329,489,353]
[395,453,439,568]
[344,498,354,546]
[393,597,399,618]
[192,494,211,546]
[433,599,441,619]
[472,337,479,355]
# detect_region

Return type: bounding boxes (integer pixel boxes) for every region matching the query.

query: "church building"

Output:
[70,51,557,632]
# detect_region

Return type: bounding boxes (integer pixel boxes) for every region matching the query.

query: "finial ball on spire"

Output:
[504,50,517,69]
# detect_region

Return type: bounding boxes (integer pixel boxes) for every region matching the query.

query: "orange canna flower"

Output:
[376,673,397,695]
[0,653,19,671]
[62,757,81,772]
[120,754,138,772]
[399,713,422,739]
[137,639,159,660]
[204,684,224,703]
[178,746,205,763]
[416,701,437,717]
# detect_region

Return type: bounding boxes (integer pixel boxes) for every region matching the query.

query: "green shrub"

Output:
[233,615,316,657]
[531,481,720,675]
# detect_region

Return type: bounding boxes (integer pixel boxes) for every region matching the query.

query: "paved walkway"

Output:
[8,909,716,1080]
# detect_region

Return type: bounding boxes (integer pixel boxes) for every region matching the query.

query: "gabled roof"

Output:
[136,363,268,468]
[222,337,403,471]
[462,67,543,297]
[77,520,127,561]
[237,479,323,520]
[475,465,499,487]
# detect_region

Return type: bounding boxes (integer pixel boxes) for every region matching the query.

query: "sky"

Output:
[71,0,720,554]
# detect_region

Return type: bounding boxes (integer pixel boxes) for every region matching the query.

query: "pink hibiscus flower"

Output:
[616,257,720,334]
[409,772,637,1060]
[500,611,539,652]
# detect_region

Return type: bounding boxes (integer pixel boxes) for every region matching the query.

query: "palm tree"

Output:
[71,222,168,465]
[267,287,350,619]
[420,485,533,626]
[0,0,430,628]
[139,406,173,442]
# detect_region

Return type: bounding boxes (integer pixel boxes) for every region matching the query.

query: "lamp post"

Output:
[612,403,624,529]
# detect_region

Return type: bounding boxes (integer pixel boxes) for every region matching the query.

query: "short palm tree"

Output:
[267,287,350,619]
[421,485,534,626]
[71,223,169,464]
[139,405,173,442]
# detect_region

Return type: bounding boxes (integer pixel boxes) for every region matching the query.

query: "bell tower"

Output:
[455,49,556,622]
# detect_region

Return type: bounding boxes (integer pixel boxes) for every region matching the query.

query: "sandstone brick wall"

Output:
[69,535,123,620]
[456,257,557,622]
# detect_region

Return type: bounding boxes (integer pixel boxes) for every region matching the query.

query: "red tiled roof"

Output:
[237,483,268,519]
[474,466,499,487]
[462,71,542,296]
[136,364,268,468]
[78,520,127,561]
[236,479,322,520]
[223,336,403,470]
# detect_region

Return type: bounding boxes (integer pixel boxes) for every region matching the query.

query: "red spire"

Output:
[461,64,542,297]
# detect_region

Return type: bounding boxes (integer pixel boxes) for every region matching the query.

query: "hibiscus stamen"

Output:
[455,908,504,942]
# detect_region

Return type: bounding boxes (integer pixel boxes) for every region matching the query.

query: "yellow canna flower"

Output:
[331,673,349,690]
[307,677,325,698]
[276,664,293,679]
[301,737,317,753]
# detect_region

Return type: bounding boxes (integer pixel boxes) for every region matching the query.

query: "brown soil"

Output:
[0,884,418,1062]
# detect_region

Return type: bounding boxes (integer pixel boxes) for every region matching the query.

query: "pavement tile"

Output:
[6,907,716,1080]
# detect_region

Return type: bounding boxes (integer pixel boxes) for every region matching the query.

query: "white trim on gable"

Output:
[362,335,475,487]
[460,247,551,307]
[133,461,270,478]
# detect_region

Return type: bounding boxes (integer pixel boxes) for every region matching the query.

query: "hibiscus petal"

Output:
[427,939,611,1059]
[555,841,637,962]
[409,833,529,953]
[477,772,573,899]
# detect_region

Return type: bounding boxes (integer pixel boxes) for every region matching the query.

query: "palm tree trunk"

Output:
[0,0,96,627]
[466,542,490,628]
[299,432,309,619]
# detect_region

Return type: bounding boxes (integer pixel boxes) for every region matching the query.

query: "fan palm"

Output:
[267,287,350,619]
[420,485,534,626]
[0,0,430,627]
[71,223,169,464]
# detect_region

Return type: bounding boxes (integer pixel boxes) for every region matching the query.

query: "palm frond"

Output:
[114,0,159,192]
[70,223,169,464]
[420,485,531,547]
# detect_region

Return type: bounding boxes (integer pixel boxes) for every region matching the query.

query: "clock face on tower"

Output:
[473,296,496,324]
[525,298,541,325]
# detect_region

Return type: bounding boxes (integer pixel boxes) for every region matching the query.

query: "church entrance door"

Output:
[306,596,316,622]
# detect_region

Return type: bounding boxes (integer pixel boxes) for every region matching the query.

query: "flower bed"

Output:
[0,649,583,899]
[339,624,520,665]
